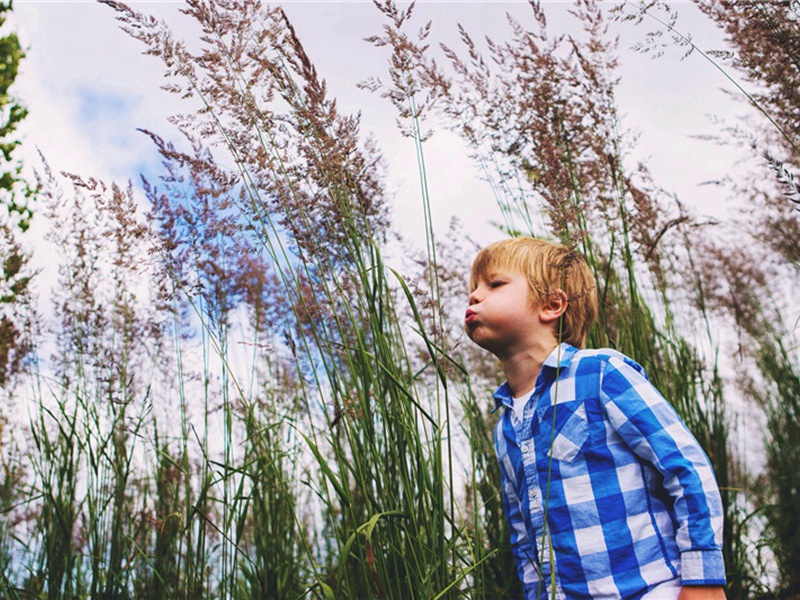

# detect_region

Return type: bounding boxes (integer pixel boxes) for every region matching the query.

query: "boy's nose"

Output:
[468,289,480,305]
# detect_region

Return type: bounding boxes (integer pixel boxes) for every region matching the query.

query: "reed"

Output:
[0,1,793,597]
[628,1,800,593]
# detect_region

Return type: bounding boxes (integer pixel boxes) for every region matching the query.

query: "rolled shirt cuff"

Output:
[680,549,727,585]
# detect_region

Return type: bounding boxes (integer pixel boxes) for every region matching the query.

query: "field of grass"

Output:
[1,1,799,598]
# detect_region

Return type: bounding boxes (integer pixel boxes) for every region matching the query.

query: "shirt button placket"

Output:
[518,419,546,582]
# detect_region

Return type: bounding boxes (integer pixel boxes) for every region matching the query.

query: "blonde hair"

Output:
[469,237,598,348]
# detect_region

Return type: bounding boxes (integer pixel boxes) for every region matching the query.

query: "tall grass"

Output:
[625,1,800,594]
[0,0,795,598]
[10,1,493,597]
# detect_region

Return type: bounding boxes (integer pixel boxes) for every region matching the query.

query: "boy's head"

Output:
[469,237,598,348]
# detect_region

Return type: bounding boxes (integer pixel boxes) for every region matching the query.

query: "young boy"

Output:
[465,237,726,599]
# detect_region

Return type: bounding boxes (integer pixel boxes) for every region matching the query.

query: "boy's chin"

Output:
[464,329,482,347]
[466,333,499,355]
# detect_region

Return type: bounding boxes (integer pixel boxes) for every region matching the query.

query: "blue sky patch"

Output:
[75,84,140,125]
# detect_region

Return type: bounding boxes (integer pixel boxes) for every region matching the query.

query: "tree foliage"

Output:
[0,0,31,386]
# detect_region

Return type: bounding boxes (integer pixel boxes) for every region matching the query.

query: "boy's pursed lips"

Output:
[464,308,477,324]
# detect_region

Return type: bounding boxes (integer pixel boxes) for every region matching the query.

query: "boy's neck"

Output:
[500,340,559,398]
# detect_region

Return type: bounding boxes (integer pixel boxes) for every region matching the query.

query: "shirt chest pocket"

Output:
[536,401,590,463]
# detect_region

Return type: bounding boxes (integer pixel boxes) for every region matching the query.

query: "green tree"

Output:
[0,0,32,388]
[0,2,29,595]
[0,0,30,229]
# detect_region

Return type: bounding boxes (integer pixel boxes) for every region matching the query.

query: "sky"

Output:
[9,0,754,256]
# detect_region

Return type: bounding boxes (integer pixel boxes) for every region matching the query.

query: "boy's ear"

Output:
[539,289,568,323]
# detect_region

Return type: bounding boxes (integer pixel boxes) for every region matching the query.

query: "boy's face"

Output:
[465,269,544,359]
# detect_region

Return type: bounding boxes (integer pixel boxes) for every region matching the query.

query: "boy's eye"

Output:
[489,280,504,288]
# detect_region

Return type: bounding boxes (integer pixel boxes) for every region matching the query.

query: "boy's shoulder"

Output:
[558,347,649,386]
[563,345,648,380]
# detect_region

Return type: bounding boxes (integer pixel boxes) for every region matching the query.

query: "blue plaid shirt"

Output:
[493,343,725,599]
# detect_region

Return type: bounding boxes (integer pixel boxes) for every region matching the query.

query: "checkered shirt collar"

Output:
[491,342,577,412]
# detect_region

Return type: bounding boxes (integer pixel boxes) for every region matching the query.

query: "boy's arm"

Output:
[599,356,726,588]
[678,586,726,599]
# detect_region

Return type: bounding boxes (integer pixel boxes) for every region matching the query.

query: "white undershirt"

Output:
[511,392,532,423]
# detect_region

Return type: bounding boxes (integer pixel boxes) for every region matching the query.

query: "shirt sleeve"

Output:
[495,421,540,598]
[599,356,726,586]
